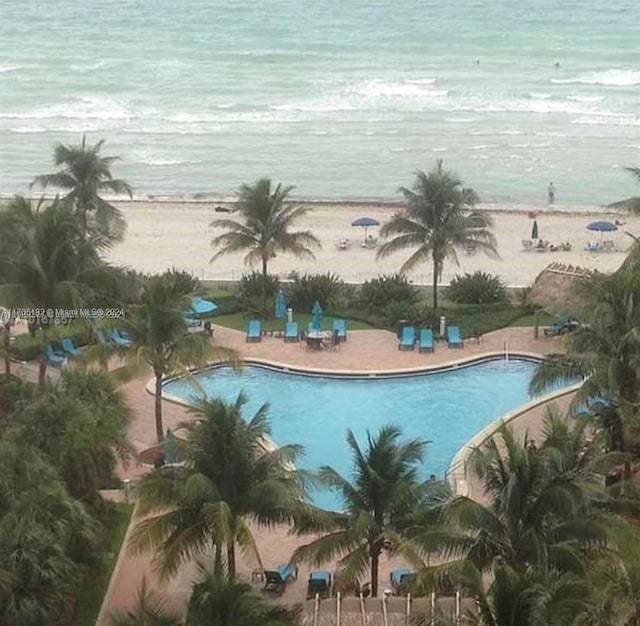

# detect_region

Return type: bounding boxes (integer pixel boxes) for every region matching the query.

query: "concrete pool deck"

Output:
[100,325,573,621]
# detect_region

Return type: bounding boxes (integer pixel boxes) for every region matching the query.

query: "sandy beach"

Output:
[108,200,639,287]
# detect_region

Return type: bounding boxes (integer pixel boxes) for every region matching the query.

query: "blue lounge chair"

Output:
[61,337,82,357]
[332,318,347,342]
[307,570,332,599]
[447,325,464,348]
[246,319,262,342]
[390,568,415,596]
[284,322,299,342]
[418,328,434,353]
[110,328,131,347]
[398,326,415,350]
[263,563,298,595]
[46,342,65,366]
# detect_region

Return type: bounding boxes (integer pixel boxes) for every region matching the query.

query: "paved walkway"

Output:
[91,325,571,621]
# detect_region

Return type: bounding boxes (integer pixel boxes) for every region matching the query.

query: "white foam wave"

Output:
[128,149,204,166]
[444,117,476,123]
[566,95,605,103]
[470,144,500,150]
[530,92,552,99]
[0,65,20,73]
[571,115,639,126]
[552,69,640,86]
[498,130,525,135]
[0,96,135,120]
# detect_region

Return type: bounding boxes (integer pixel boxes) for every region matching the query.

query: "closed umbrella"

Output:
[586,220,617,243]
[274,290,287,319]
[531,220,539,240]
[351,216,380,243]
[311,300,323,331]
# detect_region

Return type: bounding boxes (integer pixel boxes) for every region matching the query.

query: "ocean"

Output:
[1,0,638,205]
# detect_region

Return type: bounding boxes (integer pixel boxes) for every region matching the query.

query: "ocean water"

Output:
[0,0,638,205]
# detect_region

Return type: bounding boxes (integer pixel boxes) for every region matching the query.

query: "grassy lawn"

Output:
[73,502,134,626]
[212,312,375,332]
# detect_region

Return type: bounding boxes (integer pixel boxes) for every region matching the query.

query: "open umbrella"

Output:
[190,296,218,316]
[586,220,617,242]
[311,300,323,331]
[531,220,539,240]
[351,216,380,243]
[274,290,287,319]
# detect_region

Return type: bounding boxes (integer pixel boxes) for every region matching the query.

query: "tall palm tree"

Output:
[412,417,611,586]
[186,565,300,626]
[530,263,640,480]
[31,135,132,241]
[131,393,307,579]
[292,425,427,597]
[0,196,107,384]
[121,276,238,442]
[210,178,321,302]
[376,161,498,308]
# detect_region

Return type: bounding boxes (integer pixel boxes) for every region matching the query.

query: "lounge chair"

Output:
[96,329,110,345]
[61,337,82,357]
[332,318,347,342]
[418,328,434,353]
[544,317,578,336]
[111,328,131,347]
[263,563,298,595]
[46,342,65,366]
[447,326,463,348]
[284,322,299,342]
[246,319,262,342]
[307,570,332,599]
[398,326,415,350]
[390,568,415,596]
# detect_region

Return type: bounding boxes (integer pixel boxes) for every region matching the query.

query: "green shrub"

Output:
[211,293,242,315]
[447,271,507,304]
[286,272,345,313]
[158,267,202,296]
[517,285,536,313]
[236,272,280,302]
[361,274,419,310]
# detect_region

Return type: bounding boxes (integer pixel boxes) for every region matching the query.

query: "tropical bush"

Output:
[158,268,202,297]
[447,271,507,304]
[360,274,419,310]
[236,271,280,303]
[286,272,344,312]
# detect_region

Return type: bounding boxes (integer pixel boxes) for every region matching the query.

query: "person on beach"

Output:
[548,182,555,205]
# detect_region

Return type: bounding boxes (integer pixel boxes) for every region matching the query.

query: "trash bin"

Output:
[397,319,411,339]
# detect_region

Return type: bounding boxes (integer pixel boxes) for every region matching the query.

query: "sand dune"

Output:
[107,201,639,287]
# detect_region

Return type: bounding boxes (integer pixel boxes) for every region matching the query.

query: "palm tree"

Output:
[31,135,132,241]
[131,393,307,580]
[376,161,498,308]
[210,178,321,303]
[530,263,640,480]
[109,579,182,626]
[412,417,611,587]
[0,196,107,384]
[186,565,300,626]
[292,425,427,597]
[121,275,238,442]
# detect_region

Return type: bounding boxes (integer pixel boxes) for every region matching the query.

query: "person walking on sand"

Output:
[548,182,555,205]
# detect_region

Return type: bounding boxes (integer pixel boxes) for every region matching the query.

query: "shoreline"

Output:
[0,193,626,216]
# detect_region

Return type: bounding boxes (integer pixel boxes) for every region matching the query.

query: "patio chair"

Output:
[398,326,415,350]
[418,328,434,353]
[332,318,347,342]
[307,570,332,599]
[61,337,82,357]
[544,316,578,336]
[246,319,262,342]
[284,321,299,342]
[263,563,298,595]
[390,568,415,596]
[447,326,464,348]
[46,342,65,366]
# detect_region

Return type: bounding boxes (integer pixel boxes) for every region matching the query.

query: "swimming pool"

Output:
[163,358,542,509]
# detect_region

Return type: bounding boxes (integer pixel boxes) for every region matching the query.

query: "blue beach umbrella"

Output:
[311,300,323,330]
[274,290,287,319]
[351,216,380,243]
[190,296,218,316]
[586,220,617,242]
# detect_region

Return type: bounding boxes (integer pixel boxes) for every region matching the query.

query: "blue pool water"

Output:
[163,359,540,509]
